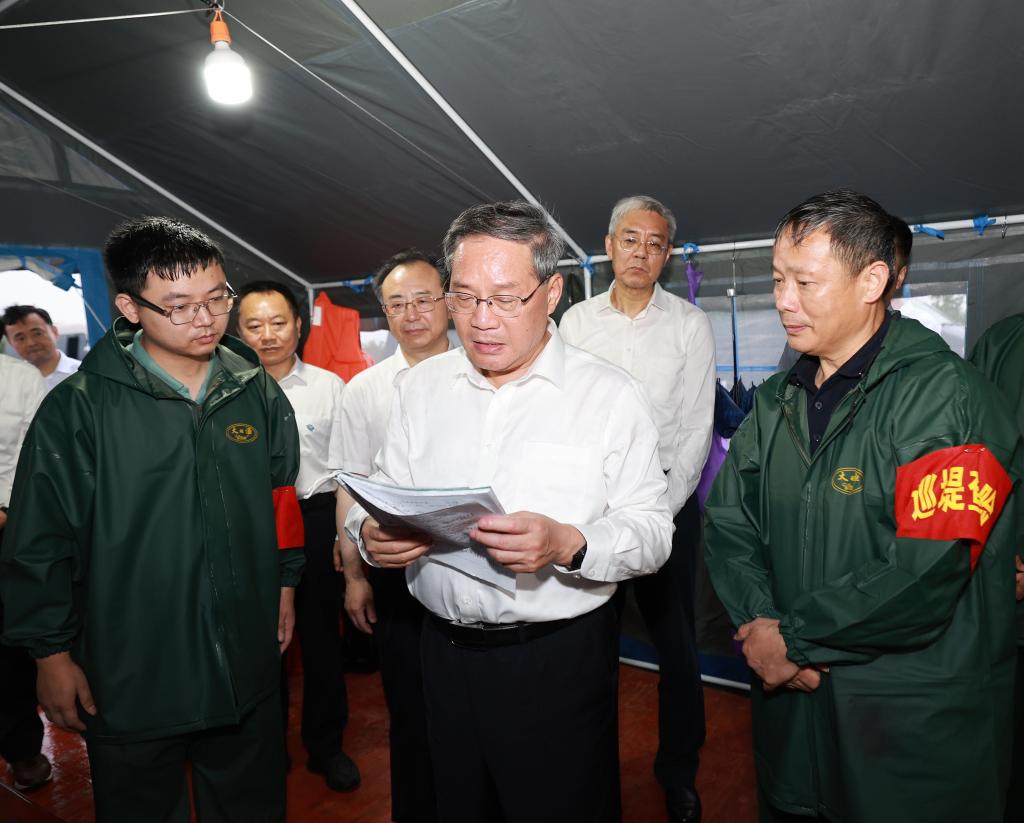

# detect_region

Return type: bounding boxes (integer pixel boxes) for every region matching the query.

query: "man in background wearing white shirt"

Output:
[346,201,673,823]
[2,304,81,391]
[560,195,716,823]
[236,281,360,793]
[337,248,450,823]
[0,354,51,792]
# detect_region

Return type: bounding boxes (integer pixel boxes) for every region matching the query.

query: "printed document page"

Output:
[334,471,516,594]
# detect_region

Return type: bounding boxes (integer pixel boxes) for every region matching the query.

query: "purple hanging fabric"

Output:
[696,432,729,511]
[686,260,704,304]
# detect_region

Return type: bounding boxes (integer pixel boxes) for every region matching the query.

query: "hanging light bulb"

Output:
[203,9,252,105]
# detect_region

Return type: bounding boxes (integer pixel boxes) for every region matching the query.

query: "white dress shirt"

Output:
[346,323,672,625]
[43,350,81,392]
[277,357,346,498]
[340,343,454,475]
[339,348,414,476]
[559,282,716,513]
[0,354,46,508]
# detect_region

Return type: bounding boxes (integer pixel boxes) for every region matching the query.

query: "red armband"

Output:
[272,486,305,550]
[895,444,1012,571]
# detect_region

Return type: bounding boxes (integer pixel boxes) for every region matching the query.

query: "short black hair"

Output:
[892,215,913,273]
[235,280,302,320]
[372,248,439,302]
[2,304,53,333]
[103,216,226,295]
[775,189,902,283]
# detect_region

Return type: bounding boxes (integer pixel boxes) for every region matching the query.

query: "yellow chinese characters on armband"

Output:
[896,444,1012,571]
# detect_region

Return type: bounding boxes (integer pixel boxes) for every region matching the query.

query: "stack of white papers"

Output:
[335,471,517,594]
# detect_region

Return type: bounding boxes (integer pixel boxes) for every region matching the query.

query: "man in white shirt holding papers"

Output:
[346,201,672,823]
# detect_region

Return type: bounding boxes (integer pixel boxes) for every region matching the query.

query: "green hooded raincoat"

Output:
[705,315,1023,822]
[970,313,1024,432]
[0,319,304,743]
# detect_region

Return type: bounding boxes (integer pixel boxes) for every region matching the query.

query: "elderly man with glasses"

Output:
[560,195,716,823]
[345,201,672,823]
[1,217,304,822]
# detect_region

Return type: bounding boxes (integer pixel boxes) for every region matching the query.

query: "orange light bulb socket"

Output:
[209,9,231,45]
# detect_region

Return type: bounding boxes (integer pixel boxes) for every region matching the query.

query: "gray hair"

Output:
[608,195,677,242]
[442,200,566,282]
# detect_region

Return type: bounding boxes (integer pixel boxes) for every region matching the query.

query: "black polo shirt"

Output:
[789,312,892,455]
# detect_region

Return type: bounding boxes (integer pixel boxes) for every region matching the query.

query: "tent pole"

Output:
[332,0,588,264]
[0,81,313,293]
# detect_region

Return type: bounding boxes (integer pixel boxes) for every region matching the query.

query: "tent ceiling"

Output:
[0,0,1021,316]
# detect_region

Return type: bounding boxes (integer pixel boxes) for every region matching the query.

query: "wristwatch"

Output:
[566,542,588,572]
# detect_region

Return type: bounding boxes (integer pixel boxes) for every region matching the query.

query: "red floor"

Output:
[1,666,757,823]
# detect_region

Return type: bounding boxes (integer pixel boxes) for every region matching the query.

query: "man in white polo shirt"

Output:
[0,354,50,792]
[346,201,672,823]
[2,304,81,391]
[560,195,716,823]
[236,280,359,793]
[336,249,450,823]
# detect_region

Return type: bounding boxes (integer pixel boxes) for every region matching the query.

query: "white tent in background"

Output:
[0,268,88,337]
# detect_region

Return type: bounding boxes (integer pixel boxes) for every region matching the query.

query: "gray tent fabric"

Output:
[0,0,1021,326]
[0,0,1020,684]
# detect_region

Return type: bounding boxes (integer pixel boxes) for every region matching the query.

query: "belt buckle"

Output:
[447,620,523,649]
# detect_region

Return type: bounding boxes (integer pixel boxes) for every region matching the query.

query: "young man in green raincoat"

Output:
[705,190,1022,823]
[0,217,304,822]
[970,312,1024,823]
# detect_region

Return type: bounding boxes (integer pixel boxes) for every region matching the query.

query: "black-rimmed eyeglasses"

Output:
[444,276,552,318]
[131,287,237,325]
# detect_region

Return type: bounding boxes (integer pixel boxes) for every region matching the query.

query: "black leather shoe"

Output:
[11,753,52,792]
[665,785,702,823]
[308,751,361,792]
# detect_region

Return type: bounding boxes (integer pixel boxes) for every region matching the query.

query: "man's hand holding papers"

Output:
[470,513,586,574]
[336,471,518,593]
[361,519,432,569]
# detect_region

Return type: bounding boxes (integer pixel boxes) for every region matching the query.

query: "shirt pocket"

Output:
[511,442,605,524]
[295,412,331,441]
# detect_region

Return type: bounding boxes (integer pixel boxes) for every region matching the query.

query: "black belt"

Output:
[298,491,336,513]
[429,612,577,649]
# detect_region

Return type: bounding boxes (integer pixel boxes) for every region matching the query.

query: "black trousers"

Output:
[369,566,437,822]
[0,523,44,766]
[281,493,348,761]
[421,601,621,823]
[619,493,706,789]
[87,691,286,823]
[0,626,43,766]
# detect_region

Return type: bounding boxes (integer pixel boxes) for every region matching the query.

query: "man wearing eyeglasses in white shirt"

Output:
[345,200,672,823]
[560,196,716,823]
[336,249,451,823]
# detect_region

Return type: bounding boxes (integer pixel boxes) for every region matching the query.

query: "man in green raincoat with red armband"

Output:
[705,190,1022,823]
